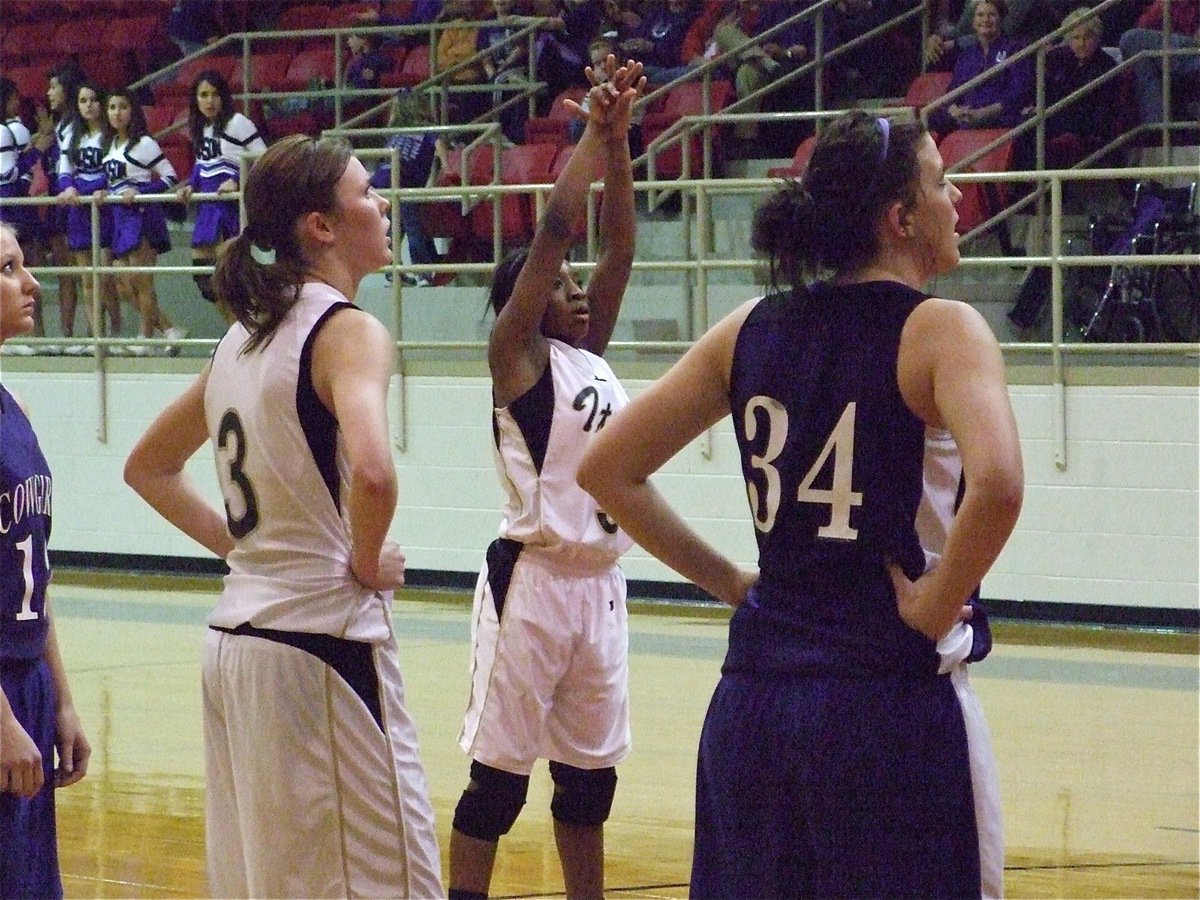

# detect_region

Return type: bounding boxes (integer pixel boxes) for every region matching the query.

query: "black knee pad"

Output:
[452,760,529,842]
[549,761,617,827]
[192,273,214,303]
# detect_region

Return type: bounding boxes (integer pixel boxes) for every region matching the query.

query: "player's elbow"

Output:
[353,458,398,504]
[974,459,1024,534]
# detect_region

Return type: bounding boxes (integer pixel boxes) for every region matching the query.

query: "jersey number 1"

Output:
[14,535,44,621]
[744,398,863,539]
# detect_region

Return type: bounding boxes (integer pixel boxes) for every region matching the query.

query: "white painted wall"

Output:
[2,360,1196,611]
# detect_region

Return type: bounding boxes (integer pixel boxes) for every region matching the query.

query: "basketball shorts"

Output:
[202,623,443,899]
[458,538,631,775]
[691,664,1002,899]
[0,657,62,900]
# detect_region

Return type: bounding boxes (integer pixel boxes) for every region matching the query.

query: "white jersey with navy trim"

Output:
[493,338,633,570]
[0,118,32,187]
[204,282,391,642]
[56,127,106,191]
[102,134,177,193]
[191,113,265,191]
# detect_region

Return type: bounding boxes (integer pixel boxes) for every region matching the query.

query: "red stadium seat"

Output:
[767,135,817,179]
[382,43,429,88]
[327,2,380,29]
[283,48,336,92]
[162,141,193,183]
[230,52,293,93]
[525,86,587,147]
[155,55,236,102]
[52,18,109,56]
[77,52,134,90]
[906,71,953,116]
[423,145,494,243]
[641,80,733,180]
[470,143,559,244]
[938,128,1014,234]
[2,23,60,67]
[6,67,48,103]
[276,4,332,31]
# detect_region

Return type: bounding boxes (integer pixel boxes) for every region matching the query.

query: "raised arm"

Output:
[123,366,235,560]
[310,308,403,592]
[580,60,644,356]
[578,300,760,607]
[488,59,642,399]
[892,298,1024,640]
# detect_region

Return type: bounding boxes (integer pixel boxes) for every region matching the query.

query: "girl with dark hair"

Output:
[0,78,43,348]
[579,109,1023,898]
[1,222,92,900]
[100,88,184,351]
[175,68,266,317]
[449,57,644,900]
[31,65,83,343]
[124,134,442,899]
[56,81,121,344]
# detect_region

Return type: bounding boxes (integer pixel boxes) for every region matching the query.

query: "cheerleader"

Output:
[0,78,43,343]
[56,81,120,342]
[101,88,185,352]
[175,69,266,321]
[31,65,82,342]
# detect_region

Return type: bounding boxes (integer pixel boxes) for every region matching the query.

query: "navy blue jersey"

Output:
[0,384,53,661]
[726,281,939,677]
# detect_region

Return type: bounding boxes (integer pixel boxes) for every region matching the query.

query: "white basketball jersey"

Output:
[493,338,633,570]
[204,282,391,641]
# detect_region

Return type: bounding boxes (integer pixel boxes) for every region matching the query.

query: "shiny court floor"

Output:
[48,576,1199,899]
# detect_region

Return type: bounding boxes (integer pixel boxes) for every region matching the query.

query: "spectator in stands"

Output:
[1119,0,1200,126]
[355,0,443,48]
[100,88,184,352]
[533,0,634,98]
[167,0,221,58]
[436,0,492,128]
[1015,7,1117,168]
[31,64,83,345]
[683,0,813,142]
[926,0,1055,67]
[371,91,450,286]
[828,0,921,101]
[346,32,394,92]
[621,0,703,86]
[0,78,44,346]
[927,0,1032,135]
[478,0,538,142]
[175,69,267,321]
[57,80,122,345]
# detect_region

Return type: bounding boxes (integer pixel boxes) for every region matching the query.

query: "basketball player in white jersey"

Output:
[448,59,645,900]
[124,135,442,899]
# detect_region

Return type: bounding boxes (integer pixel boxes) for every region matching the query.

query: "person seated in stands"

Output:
[1015,7,1117,169]
[346,32,394,91]
[927,0,1032,135]
[1118,0,1200,127]
[682,0,813,143]
[533,0,620,98]
[569,37,645,155]
[478,0,538,142]
[828,0,922,101]
[355,0,444,48]
[436,0,492,130]
[622,0,705,86]
[371,92,451,287]
[926,0,1055,68]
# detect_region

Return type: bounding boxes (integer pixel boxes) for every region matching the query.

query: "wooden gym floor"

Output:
[47,574,1198,899]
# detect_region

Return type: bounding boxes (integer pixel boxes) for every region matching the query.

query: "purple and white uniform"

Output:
[56,127,111,251]
[103,134,177,256]
[187,113,265,247]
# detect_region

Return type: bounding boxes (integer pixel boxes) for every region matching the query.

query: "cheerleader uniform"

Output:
[56,127,111,252]
[103,134,177,257]
[40,120,72,238]
[187,112,265,247]
[0,116,43,241]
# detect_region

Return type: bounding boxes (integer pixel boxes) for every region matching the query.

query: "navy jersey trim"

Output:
[485,537,524,621]
[296,301,355,512]
[209,624,383,731]
[505,360,554,475]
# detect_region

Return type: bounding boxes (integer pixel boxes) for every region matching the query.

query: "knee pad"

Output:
[452,760,529,842]
[549,762,617,827]
[192,273,214,304]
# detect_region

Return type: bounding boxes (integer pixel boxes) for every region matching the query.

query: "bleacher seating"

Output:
[283,48,336,92]
[641,81,734,180]
[382,43,429,89]
[470,143,559,244]
[2,22,59,67]
[5,67,47,103]
[549,143,606,238]
[767,136,817,179]
[525,87,587,148]
[52,18,110,56]
[938,128,1014,235]
[156,56,236,102]
[906,71,953,117]
[327,3,380,30]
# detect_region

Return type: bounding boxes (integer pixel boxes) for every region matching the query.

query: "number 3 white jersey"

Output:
[493,338,633,570]
[204,282,390,642]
